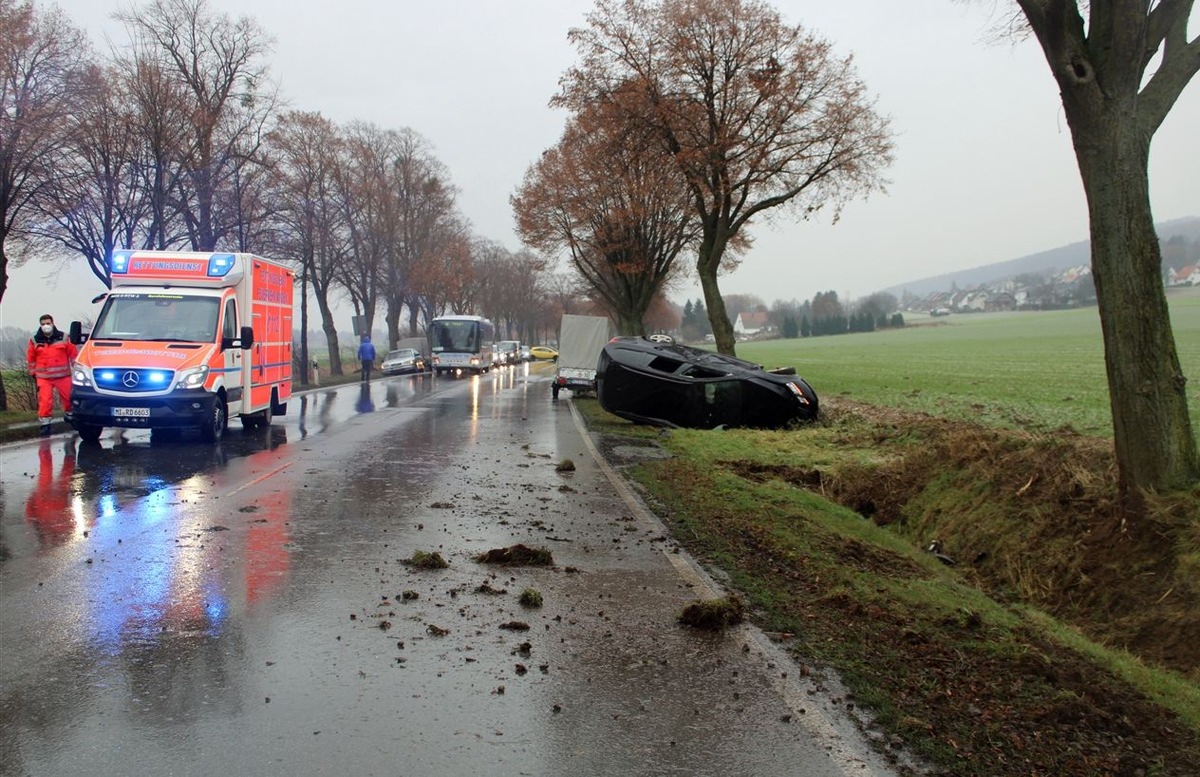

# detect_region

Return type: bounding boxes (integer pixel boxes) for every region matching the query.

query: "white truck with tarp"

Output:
[551,314,611,399]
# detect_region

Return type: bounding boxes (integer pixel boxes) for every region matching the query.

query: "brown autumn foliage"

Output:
[556,0,894,355]
[513,102,694,335]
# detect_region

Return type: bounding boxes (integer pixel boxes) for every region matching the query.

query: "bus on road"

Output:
[429,315,495,375]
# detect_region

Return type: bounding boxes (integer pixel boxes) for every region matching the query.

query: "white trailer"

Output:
[552,315,611,399]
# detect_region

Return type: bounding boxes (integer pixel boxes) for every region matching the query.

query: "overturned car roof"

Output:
[596,337,818,429]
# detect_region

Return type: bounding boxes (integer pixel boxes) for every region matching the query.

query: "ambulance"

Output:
[68,250,294,443]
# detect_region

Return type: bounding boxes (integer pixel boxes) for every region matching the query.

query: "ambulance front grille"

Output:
[93,368,177,393]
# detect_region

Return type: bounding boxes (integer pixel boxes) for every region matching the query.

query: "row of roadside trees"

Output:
[0,0,572,405]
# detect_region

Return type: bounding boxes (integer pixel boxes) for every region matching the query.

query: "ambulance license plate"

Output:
[113,407,150,418]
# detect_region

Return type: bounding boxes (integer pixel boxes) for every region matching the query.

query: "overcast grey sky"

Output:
[3,0,1197,330]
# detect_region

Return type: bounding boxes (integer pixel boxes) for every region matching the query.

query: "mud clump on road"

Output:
[500,621,531,631]
[406,550,449,569]
[476,544,554,566]
[679,596,745,631]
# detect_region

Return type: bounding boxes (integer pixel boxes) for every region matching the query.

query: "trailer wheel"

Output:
[200,397,227,442]
[75,423,103,443]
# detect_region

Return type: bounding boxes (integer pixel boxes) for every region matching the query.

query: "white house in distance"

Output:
[1168,265,1200,286]
[734,311,769,337]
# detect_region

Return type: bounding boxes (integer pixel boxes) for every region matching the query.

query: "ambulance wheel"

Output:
[200,398,227,442]
[76,423,103,443]
[242,403,272,430]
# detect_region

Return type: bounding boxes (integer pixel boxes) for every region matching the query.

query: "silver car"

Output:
[380,348,426,375]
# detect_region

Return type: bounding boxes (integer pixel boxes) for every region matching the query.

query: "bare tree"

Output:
[472,244,548,339]
[221,120,280,254]
[513,105,693,335]
[115,0,277,251]
[557,0,893,355]
[267,111,349,378]
[0,0,90,298]
[332,121,393,339]
[28,63,150,289]
[470,238,518,326]
[111,51,190,249]
[386,129,456,349]
[1001,1,1199,497]
[412,224,476,322]
[0,0,90,409]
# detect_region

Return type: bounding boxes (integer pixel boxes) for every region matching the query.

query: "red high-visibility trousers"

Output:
[37,376,73,417]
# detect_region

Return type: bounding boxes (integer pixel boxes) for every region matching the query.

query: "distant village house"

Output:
[733,311,769,337]
[1168,265,1200,286]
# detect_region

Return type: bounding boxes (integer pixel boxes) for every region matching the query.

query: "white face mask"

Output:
[41,324,54,334]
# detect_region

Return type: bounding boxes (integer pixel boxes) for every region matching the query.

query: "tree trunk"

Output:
[615,311,643,336]
[696,229,736,355]
[1077,126,1199,497]
[698,268,735,355]
[407,298,422,337]
[385,297,402,350]
[299,270,310,388]
[0,241,9,303]
[317,297,342,377]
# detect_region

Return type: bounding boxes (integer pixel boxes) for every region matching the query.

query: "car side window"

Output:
[648,355,686,373]
[681,365,726,379]
[222,298,237,340]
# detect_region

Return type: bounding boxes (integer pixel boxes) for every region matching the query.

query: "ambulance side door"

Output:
[221,295,246,413]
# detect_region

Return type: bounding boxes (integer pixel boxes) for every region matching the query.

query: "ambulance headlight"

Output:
[72,366,92,387]
[175,365,209,389]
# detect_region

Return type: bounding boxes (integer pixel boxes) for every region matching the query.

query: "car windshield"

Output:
[387,350,413,360]
[92,293,220,343]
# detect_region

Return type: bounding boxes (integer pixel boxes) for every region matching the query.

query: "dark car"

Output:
[596,337,818,429]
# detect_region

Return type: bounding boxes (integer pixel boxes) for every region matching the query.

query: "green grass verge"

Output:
[735,287,1200,439]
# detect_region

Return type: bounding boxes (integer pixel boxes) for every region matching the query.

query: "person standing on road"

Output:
[26,314,77,436]
[358,335,376,382]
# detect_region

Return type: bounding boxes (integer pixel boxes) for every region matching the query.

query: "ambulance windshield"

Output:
[92,293,221,343]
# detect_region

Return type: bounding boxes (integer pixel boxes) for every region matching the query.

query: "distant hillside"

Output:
[884,216,1200,297]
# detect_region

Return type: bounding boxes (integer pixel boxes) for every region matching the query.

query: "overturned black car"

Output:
[596,337,819,429]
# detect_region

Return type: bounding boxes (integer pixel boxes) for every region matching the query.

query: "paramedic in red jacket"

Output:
[26,313,77,436]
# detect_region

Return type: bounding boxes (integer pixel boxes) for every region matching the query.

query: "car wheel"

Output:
[200,398,226,442]
[647,333,675,344]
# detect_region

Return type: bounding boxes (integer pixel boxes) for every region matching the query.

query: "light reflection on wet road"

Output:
[1,363,899,776]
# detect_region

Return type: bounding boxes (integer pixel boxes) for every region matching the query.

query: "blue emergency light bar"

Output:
[110,250,132,274]
[107,250,238,277]
[207,253,236,277]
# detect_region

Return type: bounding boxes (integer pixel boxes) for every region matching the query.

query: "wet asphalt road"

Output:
[1,363,900,777]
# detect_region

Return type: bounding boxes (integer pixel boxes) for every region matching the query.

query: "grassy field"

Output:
[736,286,1200,438]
